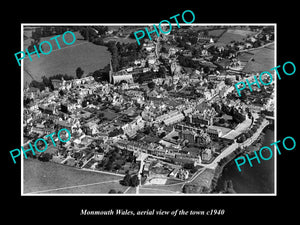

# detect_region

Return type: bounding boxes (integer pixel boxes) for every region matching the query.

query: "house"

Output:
[188,114,213,126]
[147,57,156,65]
[182,50,192,57]
[169,47,178,55]
[201,148,213,161]
[147,89,159,99]
[208,75,217,81]
[163,113,185,126]
[245,43,253,48]
[143,67,150,73]
[143,43,155,52]
[31,126,45,135]
[201,49,208,56]
[112,70,134,84]
[54,119,72,131]
[38,104,57,115]
[82,121,99,135]
[122,116,145,137]
[94,153,104,161]
[203,91,213,101]
[248,36,257,43]
[134,59,146,67]
[51,79,64,90]
[177,169,189,180]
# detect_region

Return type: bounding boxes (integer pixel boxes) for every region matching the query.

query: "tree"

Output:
[94,26,108,35]
[183,163,195,170]
[104,160,113,171]
[245,132,251,139]
[30,80,46,91]
[24,97,33,107]
[114,163,122,171]
[120,173,131,186]
[225,78,232,85]
[129,32,135,39]
[232,109,245,124]
[38,153,52,162]
[212,102,221,114]
[42,76,52,88]
[59,90,64,96]
[76,67,84,79]
[130,174,140,187]
[147,81,155,89]
[238,134,246,143]
[108,189,117,194]
[207,82,214,89]
[93,37,104,45]
[248,129,254,137]
[219,118,225,124]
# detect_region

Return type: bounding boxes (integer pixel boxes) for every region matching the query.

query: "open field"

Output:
[216,29,256,46]
[242,43,275,73]
[208,29,226,37]
[103,36,136,44]
[124,184,183,194]
[189,168,215,188]
[23,31,111,87]
[23,159,126,194]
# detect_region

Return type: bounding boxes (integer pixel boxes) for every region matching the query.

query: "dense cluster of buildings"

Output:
[23,25,275,186]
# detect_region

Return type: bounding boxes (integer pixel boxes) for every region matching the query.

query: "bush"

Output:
[108,189,117,194]
[130,175,139,187]
[38,153,52,162]
[183,163,195,170]
[120,173,131,186]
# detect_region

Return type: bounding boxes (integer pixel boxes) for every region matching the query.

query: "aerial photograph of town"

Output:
[22,24,275,195]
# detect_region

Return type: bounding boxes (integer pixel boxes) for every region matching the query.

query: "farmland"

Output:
[215,29,257,46]
[208,29,226,37]
[23,158,126,194]
[23,30,111,87]
[103,36,136,44]
[241,43,275,73]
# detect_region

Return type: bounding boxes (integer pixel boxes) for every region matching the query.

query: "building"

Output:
[82,121,99,135]
[38,104,57,115]
[187,114,213,126]
[163,113,185,126]
[54,119,72,131]
[201,148,213,161]
[111,70,134,84]
[51,79,64,90]
[180,129,195,144]
[207,126,222,139]
[122,116,145,137]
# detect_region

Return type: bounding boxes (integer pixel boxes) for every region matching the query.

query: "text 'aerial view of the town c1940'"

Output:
[22,24,275,195]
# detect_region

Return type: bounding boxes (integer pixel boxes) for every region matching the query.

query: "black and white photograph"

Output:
[21,24,276,195]
[3,3,298,223]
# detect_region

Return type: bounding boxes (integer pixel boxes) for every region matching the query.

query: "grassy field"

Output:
[242,43,275,73]
[124,184,183,194]
[23,31,111,87]
[189,168,215,189]
[208,29,226,37]
[103,36,136,44]
[216,29,256,46]
[23,159,126,194]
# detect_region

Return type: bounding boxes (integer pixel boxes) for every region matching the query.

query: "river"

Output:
[216,128,275,194]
